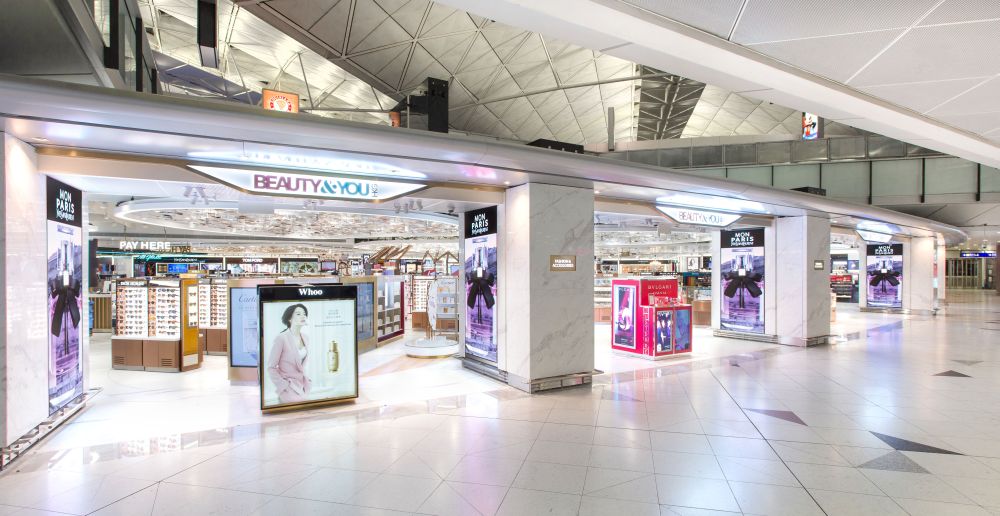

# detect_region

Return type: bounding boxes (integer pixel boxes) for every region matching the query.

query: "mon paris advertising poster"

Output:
[720,228,765,334]
[464,206,498,364]
[47,177,84,414]
[259,285,358,410]
[866,244,903,309]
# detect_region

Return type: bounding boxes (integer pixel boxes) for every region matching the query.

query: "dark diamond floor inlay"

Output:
[952,360,982,366]
[934,370,972,377]
[859,451,931,473]
[870,432,962,455]
[745,408,807,426]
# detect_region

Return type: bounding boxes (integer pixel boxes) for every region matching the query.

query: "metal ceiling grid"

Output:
[617,0,1000,144]
[246,0,646,144]
[140,0,395,124]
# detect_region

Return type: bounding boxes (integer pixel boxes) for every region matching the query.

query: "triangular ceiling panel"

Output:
[421,5,478,38]
[375,0,429,38]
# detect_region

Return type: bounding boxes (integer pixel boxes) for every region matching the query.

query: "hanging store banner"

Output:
[720,228,765,334]
[188,165,426,202]
[261,88,299,113]
[46,177,85,414]
[258,285,359,411]
[464,206,498,364]
[866,244,903,309]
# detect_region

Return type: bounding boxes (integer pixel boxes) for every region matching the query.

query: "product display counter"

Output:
[111,279,185,372]
[89,293,112,332]
[610,278,692,359]
[613,304,693,360]
[197,278,229,355]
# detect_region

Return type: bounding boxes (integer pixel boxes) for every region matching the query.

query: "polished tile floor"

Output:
[3,291,1000,515]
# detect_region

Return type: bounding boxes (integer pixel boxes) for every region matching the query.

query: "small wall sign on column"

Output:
[720,228,765,334]
[464,206,498,365]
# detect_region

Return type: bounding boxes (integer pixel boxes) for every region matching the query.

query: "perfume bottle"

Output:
[328,340,340,372]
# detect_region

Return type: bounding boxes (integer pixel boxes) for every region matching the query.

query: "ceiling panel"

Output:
[621,0,744,38]
[919,0,1000,25]
[860,77,989,114]
[730,0,938,44]
[927,76,1000,117]
[748,29,903,83]
[848,20,1000,86]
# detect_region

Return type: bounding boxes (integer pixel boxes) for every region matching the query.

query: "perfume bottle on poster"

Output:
[328,340,340,372]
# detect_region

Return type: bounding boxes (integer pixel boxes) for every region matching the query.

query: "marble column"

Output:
[774,216,831,346]
[501,183,594,392]
[936,242,947,304]
[907,236,936,313]
[1,134,50,446]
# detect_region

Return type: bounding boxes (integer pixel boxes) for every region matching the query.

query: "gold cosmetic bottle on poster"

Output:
[328,340,340,372]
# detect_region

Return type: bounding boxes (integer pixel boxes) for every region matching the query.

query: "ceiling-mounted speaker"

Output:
[197,0,219,68]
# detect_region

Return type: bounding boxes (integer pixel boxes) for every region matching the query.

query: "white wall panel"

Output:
[728,166,772,186]
[822,162,870,199]
[774,164,820,189]
[872,160,921,196]
[925,157,977,194]
[1,134,49,446]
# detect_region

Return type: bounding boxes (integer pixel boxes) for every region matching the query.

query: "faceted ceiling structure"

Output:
[136,0,851,145]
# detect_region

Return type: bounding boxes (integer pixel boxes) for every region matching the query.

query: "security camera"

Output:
[447,204,456,215]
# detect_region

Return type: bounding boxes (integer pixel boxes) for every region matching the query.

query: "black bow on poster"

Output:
[723,271,763,308]
[50,274,81,352]
[869,270,901,293]
[466,270,496,324]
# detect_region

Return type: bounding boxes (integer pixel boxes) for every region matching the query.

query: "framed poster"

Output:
[46,177,84,413]
[464,206,498,364]
[866,244,903,308]
[654,309,672,353]
[720,228,765,334]
[258,285,358,410]
[674,309,691,352]
[612,284,636,349]
[229,286,261,368]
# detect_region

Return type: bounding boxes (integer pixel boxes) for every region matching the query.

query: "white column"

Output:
[774,216,831,346]
[503,183,594,392]
[936,242,947,304]
[907,236,936,313]
[1,134,50,446]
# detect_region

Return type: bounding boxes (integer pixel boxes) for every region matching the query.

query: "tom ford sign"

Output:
[656,206,741,227]
[189,165,426,201]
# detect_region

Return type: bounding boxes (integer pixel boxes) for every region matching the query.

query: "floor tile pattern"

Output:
[2,292,1000,515]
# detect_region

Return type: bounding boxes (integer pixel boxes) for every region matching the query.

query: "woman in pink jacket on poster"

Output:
[267,304,312,403]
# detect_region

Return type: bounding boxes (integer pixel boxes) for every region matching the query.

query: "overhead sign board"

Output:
[960,251,996,258]
[261,89,299,113]
[189,165,426,202]
[657,206,741,227]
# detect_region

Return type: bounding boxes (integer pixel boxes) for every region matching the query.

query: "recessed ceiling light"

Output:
[594,190,601,195]
[32,137,49,143]
[503,181,510,185]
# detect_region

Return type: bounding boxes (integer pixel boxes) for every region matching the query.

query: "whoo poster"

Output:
[720,228,765,334]
[866,244,903,309]
[464,206,498,364]
[46,177,84,413]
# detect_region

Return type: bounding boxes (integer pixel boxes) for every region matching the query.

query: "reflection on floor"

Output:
[3,291,1000,515]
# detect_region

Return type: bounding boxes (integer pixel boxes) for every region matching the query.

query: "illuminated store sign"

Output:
[118,240,190,252]
[189,165,425,201]
[656,206,741,227]
[960,251,996,258]
[262,89,299,113]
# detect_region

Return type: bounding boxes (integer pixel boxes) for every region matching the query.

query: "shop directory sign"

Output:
[46,177,85,413]
[258,285,359,411]
[866,244,903,309]
[464,206,498,364]
[720,228,765,334]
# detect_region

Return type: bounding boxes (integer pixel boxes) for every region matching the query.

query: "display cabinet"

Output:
[111,279,184,372]
[340,275,378,353]
[409,275,435,329]
[197,278,229,355]
[426,277,458,338]
[376,275,406,343]
[594,276,612,323]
